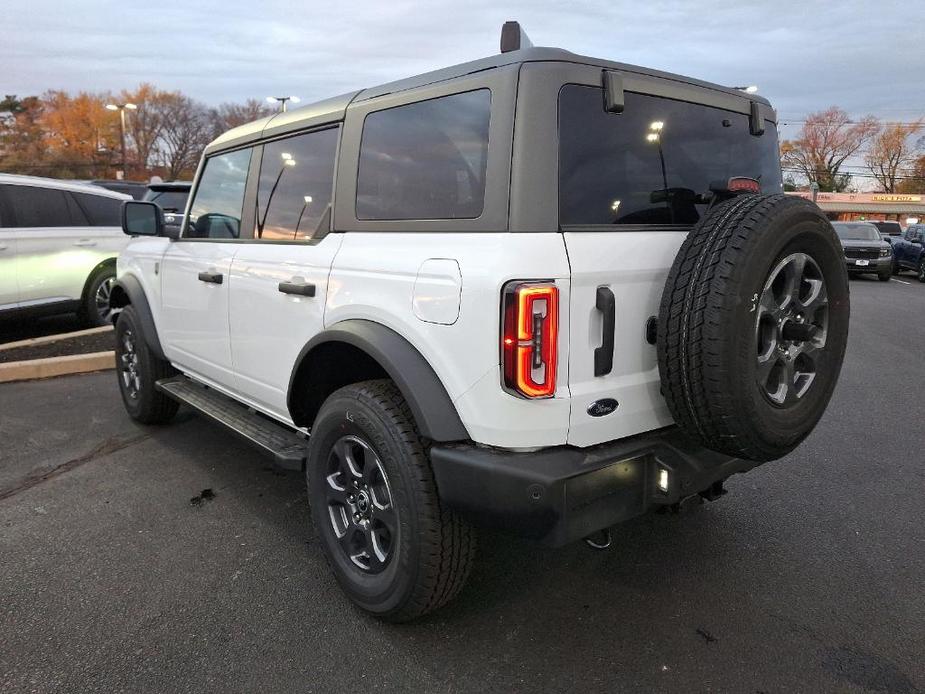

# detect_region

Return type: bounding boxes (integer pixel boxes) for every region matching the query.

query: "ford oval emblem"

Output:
[587,398,619,417]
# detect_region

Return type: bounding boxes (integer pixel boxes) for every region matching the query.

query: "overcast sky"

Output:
[2,0,923,146]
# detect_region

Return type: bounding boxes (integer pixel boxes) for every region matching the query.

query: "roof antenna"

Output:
[500,21,533,53]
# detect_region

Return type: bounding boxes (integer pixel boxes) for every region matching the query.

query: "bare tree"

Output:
[153,93,211,180]
[120,84,166,173]
[209,99,275,139]
[781,107,879,192]
[864,121,924,193]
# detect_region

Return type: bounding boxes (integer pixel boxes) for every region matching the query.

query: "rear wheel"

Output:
[81,265,115,327]
[919,258,925,283]
[306,380,475,622]
[114,305,178,424]
[658,194,850,462]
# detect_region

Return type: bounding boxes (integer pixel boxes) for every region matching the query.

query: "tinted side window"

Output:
[356,90,491,221]
[256,127,339,240]
[73,193,121,226]
[559,86,783,226]
[4,185,78,227]
[186,148,252,239]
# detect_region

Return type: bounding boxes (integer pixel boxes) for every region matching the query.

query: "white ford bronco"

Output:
[112,23,849,621]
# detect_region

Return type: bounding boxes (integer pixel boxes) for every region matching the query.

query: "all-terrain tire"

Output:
[657,194,849,462]
[306,379,475,622]
[114,305,179,424]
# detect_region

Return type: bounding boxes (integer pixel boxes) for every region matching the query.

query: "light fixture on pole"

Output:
[266,95,301,112]
[105,102,137,177]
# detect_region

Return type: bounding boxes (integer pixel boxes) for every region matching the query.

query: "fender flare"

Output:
[110,275,166,360]
[288,320,470,442]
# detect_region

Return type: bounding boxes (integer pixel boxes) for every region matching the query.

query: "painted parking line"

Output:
[891,278,911,285]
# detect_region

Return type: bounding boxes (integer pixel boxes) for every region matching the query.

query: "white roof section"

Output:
[0,173,132,200]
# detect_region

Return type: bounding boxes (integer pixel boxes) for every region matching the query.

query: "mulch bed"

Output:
[0,331,115,364]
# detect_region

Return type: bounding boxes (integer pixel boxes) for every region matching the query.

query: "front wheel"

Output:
[306,380,475,622]
[878,269,892,282]
[114,305,178,424]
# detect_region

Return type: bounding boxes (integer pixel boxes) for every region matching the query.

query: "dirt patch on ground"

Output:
[0,331,115,363]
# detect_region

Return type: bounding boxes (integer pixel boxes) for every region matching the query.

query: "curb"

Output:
[0,351,116,384]
[0,325,113,351]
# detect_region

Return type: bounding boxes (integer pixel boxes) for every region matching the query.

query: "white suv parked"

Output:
[111,24,850,621]
[0,174,130,326]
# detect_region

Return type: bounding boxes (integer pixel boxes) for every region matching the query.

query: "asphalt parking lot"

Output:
[1,276,923,693]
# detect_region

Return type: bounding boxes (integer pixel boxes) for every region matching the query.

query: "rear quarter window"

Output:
[73,192,122,226]
[356,89,491,221]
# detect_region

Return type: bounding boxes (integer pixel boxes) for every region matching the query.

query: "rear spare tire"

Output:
[657,194,849,462]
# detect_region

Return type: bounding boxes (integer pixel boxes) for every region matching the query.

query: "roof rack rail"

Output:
[500,21,533,53]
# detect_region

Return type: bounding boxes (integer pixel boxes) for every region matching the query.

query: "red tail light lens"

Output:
[501,282,559,398]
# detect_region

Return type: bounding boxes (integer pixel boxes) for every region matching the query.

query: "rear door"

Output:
[159,147,253,387]
[228,126,342,419]
[556,79,782,447]
[0,187,18,310]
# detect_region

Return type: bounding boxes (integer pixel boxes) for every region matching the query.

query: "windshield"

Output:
[833,223,880,241]
[143,189,189,212]
[558,87,782,226]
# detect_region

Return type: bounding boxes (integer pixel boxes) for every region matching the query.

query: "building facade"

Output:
[787,191,924,226]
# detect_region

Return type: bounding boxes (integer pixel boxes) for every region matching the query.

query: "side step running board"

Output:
[156,375,308,471]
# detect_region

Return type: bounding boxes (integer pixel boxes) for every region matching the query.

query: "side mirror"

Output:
[122,201,163,237]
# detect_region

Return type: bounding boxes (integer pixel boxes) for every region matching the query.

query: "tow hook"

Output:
[584,528,612,550]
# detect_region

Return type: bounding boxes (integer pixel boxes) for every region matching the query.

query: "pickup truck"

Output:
[891,223,925,281]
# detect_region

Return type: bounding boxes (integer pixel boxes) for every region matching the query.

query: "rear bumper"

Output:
[430,427,761,547]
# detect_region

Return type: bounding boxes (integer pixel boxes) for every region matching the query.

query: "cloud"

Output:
[2,0,922,132]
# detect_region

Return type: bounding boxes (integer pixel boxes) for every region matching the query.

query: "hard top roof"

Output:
[205,44,772,155]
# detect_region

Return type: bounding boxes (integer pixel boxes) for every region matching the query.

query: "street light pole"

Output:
[105,102,137,178]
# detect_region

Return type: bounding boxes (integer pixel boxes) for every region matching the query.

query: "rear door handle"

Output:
[594,286,615,377]
[198,271,223,284]
[278,280,316,297]
[74,239,97,247]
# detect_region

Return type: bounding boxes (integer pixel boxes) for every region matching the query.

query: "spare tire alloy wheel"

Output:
[754,253,828,407]
[658,194,850,462]
[325,435,396,573]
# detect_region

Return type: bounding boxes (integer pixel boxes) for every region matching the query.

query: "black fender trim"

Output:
[288,320,469,442]
[110,275,166,360]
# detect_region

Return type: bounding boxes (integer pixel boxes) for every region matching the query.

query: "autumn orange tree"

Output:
[0,87,275,181]
[864,120,924,193]
[781,107,879,192]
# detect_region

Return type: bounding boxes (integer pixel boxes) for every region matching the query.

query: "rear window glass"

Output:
[73,192,122,226]
[558,86,782,226]
[356,89,491,221]
[143,189,189,213]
